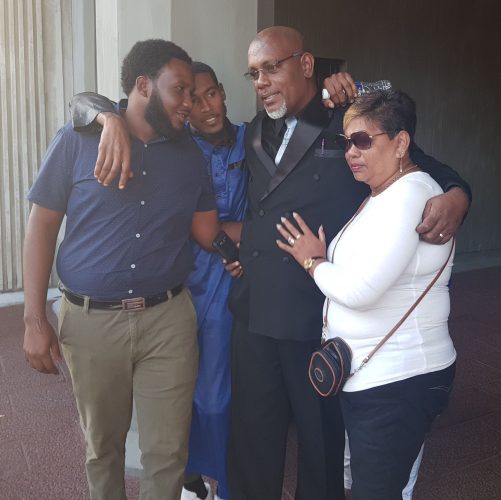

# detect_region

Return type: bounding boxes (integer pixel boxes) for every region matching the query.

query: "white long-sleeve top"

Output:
[313,171,456,392]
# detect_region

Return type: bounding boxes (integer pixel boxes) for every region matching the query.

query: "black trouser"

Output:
[228,320,345,500]
[341,363,455,500]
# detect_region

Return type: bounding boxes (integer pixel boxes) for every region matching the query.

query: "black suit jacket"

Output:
[230,92,470,341]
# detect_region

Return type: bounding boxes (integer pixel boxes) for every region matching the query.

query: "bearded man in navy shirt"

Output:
[23,39,239,500]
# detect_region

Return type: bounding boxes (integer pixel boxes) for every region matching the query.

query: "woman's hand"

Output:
[276,212,326,271]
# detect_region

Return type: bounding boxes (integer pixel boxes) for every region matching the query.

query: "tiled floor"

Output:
[410,267,501,500]
[1,267,500,499]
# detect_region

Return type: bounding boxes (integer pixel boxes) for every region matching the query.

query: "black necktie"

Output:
[262,118,286,163]
[275,118,286,139]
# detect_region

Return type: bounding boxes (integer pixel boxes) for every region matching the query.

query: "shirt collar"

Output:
[190,118,236,147]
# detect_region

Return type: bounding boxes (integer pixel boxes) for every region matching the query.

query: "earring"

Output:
[399,154,403,173]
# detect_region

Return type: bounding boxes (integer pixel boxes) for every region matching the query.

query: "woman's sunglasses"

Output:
[334,131,389,152]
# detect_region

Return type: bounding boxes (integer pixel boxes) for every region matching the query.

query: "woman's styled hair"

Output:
[343,90,417,140]
[120,39,192,96]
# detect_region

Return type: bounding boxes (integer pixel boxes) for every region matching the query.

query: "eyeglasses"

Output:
[334,131,389,152]
[244,51,303,81]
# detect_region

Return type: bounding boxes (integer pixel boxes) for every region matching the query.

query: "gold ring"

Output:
[287,236,295,246]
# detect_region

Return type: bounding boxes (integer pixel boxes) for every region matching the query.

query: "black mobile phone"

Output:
[212,231,239,263]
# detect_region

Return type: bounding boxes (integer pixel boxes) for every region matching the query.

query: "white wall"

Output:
[72,0,97,94]
[94,0,172,100]
[171,0,258,124]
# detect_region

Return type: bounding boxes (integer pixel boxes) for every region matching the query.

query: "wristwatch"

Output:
[303,256,324,272]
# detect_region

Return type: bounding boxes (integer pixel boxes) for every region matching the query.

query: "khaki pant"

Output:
[58,289,198,500]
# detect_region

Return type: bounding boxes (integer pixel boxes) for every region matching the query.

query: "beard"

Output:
[265,100,288,119]
[144,89,186,141]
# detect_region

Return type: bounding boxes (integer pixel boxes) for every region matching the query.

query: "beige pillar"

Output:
[94,0,172,100]
[171,0,258,123]
[91,0,259,472]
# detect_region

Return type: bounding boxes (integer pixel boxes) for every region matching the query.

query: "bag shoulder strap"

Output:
[323,196,455,375]
[322,197,369,338]
[353,238,455,375]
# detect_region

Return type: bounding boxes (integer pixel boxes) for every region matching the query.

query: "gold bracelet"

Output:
[303,256,324,272]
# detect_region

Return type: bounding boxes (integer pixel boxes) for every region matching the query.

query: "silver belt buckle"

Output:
[121,297,146,311]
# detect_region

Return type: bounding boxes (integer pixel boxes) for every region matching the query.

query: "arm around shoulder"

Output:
[70,92,117,131]
[416,186,470,244]
[69,92,132,189]
[410,142,472,202]
[410,143,471,243]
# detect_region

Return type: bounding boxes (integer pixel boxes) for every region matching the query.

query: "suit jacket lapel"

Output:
[249,113,277,178]
[261,94,331,201]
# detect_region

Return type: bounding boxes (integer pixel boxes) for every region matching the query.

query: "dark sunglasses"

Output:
[334,131,389,152]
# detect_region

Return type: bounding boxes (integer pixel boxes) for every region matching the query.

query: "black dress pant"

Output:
[341,363,455,500]
[228,320,345,500]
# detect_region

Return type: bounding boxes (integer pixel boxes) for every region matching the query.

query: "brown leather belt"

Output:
[60,284,184,311]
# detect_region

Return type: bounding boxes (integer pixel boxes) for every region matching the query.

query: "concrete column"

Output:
[171,0,258,124]
[72,0,97,94]
[89,0,260,473]
[94,0,172,100]
[93,2,176,472]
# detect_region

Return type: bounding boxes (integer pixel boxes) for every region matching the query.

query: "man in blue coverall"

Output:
[183,62,247,500]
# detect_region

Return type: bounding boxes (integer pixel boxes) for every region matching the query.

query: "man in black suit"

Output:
[227,26,470,500]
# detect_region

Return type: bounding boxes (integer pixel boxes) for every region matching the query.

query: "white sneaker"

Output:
[180,482,213,500]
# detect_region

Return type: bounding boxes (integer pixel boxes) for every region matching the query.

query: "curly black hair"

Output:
[121,39,192,96]
[344,90,417,140]
[192,61,219,86]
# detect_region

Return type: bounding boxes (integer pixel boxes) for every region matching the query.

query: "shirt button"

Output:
[282,256,290,263]
[313,173,320,181]
[136,233,141,238]
[252,250,259,258]
[144,144,148,148]
[142,171,147,176]
[131,264,136,269]
[140,201,145,205]
[258,209,265,216]
[128,289,133,294]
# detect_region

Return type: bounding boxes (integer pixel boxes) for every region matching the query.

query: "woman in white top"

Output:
[276,90,456,500]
